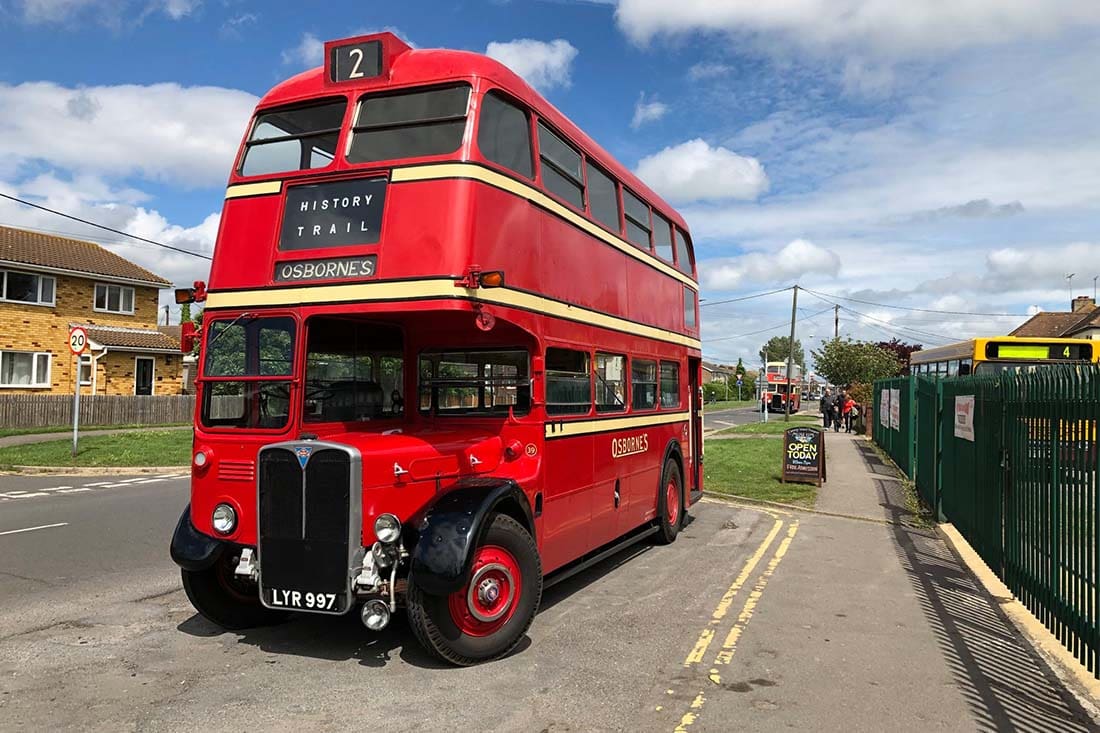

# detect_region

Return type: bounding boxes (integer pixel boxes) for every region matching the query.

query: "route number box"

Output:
[782,426,826,486]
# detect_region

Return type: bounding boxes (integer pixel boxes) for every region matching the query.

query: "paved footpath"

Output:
[665,431,1098,732]
[0,425,191,449]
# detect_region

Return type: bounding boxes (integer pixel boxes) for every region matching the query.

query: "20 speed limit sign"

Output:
[69,327,88,355]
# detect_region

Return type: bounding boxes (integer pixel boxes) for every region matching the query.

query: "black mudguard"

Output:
[170,503,227,572]
[408,478,533,596]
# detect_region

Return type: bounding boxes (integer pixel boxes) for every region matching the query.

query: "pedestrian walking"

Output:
[833,390,846,432]
[820,388,833,427]
[843,393,856,433]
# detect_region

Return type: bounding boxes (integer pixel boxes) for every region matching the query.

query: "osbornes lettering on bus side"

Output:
[273,255,378,283]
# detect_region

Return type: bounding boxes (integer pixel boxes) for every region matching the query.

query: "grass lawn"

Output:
[0,423,189,439]
[703,437,817,507]
[719,415,822,435]
[703,399,758,412]
[0,430,191,467]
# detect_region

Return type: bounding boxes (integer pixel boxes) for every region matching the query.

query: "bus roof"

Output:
[249,33,688,234]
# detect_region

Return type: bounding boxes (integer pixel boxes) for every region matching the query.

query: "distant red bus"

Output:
[171,33,703,664]
[760,361,802,413]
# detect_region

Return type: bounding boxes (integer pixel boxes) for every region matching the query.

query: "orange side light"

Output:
[478,271,505,288]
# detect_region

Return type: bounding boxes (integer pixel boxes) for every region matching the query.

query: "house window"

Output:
[0,270,55,306]
[95,283,135,314]
[79,355,93,386]
[0,351,51,388]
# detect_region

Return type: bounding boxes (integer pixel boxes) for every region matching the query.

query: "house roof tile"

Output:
[73,323,180,352]
[0,225,171,286]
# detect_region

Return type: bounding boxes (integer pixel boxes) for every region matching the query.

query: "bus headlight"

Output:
[373,513,401,544]
[212,503,237,535]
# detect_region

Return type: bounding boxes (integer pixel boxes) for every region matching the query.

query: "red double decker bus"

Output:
[170,32,702,665]
[760,361,802,413]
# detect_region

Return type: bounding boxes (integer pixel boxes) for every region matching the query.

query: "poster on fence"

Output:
[889,388,901,430]
[879,388,890,428]
[954,395,975,442]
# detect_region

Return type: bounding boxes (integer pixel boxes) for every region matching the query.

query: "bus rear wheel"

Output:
[406,513,541,666]
[656,459,683,544]
[181,554,287,631]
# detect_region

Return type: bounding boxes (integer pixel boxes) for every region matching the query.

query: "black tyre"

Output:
[406,513,541,666]
[181,553,288,630]
[655,458,683,545]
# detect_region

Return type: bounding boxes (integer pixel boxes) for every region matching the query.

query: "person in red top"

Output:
[842,394,857,433]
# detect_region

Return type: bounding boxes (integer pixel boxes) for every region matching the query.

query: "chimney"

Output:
[1072,296,1096,313]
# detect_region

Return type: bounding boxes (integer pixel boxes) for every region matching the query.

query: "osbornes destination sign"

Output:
[274,255,377,283]
[279,178,387,251]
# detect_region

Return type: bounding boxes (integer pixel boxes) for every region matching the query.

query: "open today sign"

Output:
[782,426,826,486]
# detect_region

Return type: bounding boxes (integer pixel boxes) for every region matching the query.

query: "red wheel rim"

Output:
[666,478,680,526]
[448,545,522,637]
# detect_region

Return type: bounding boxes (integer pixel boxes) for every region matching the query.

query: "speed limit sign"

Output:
[69,327,88,355]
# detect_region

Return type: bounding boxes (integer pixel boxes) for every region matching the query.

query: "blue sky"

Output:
[1,0,1099,367]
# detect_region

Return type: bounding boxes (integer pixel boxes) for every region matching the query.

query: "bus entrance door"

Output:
[689,357,703,502]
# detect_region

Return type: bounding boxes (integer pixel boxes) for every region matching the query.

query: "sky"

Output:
[1,0,1099,369]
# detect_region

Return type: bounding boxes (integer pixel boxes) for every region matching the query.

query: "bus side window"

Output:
[625,190,653,251]
[674,227,694,276]
[537,123,585,210]
[477,91,533,178]
[660,361,680,409]
[595,353,626,413]
[546,347,591,415]
[684,287,698,330]
[959,360,972,376]
[631,359,657,411]
[586,161,621,233]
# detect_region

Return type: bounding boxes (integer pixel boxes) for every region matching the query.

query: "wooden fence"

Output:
[0,394,196,429]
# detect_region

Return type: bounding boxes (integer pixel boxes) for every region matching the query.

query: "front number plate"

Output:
[266,588,340,611]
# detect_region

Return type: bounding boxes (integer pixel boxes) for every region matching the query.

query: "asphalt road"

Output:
[0,485,779,732]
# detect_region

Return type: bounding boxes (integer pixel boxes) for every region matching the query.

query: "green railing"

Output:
[874,365,1100,676]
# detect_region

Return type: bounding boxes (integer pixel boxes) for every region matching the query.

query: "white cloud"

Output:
[700,239,840,291]
[630,93,667,129]
[688,62,733,81]
[282,32,324,68]
[19,0,198,24]
[615,0,1100,58]
[485,38,578,91]
[0,82,258,188]
[635,139,768,203]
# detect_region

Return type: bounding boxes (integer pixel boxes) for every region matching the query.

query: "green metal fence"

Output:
[874,365,1100,676]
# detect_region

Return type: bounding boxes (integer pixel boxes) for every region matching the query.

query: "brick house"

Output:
[0,225,183,396]
[1010,296,1100,341]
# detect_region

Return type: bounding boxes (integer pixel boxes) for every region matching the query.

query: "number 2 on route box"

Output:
[170,32,705,665]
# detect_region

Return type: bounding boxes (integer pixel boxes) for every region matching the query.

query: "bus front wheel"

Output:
[406,513,542,666]
[656,459,683,544]
[181,554,288,631]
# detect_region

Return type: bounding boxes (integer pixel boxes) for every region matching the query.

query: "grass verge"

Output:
[703,400,758,412]
[703,437,816,507]
[0,430,190,467]
[719,415,821,435]
[0,423,189,439]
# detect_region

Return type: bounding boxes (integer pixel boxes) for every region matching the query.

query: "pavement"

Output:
[0,425,191,450]
[0,433,1095,731]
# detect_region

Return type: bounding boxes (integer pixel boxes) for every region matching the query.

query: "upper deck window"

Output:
[239,101,346,177]
[477,91,533,178]
[674,228,694,275]
[347,84,470,164]
[624,190,651,249]
[652,212,673,261]
[537,123,584,210]
[586,161,620,231]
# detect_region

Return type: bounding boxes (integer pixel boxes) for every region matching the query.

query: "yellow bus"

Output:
[910,336,1097,377]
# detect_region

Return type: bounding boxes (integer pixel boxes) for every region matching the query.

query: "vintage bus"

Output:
[170,33,703,665]
[910,337,1097,376]
[759,361,802,413]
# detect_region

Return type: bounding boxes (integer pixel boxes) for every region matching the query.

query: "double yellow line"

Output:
[670,505,800,732]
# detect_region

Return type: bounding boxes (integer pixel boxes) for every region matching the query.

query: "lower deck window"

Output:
[419,349,529,416]
[660,361,680,409]
[596,353,626,413]
[546,347,590,416]
[631,359,657,410]
[304,318,404,422]
[200,315,295,430]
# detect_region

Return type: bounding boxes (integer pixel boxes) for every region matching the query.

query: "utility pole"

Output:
[834,304,839,339]
[785,285,798,422]
[1066,273,1075,306]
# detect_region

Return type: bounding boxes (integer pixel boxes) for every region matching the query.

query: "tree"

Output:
[811,338,902,387]
[734,357,745,376]
[875,339,922,376]
[759,336,804,370]
[180,302,191,324]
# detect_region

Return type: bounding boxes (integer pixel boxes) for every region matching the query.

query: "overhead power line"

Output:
[801,287,1028,318]
[703,306,834,344]
[0,192,212,261]
[700,286,792,308]
[800,288,958,343]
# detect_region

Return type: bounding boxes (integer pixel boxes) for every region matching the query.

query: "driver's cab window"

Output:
[303,318,404,422]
